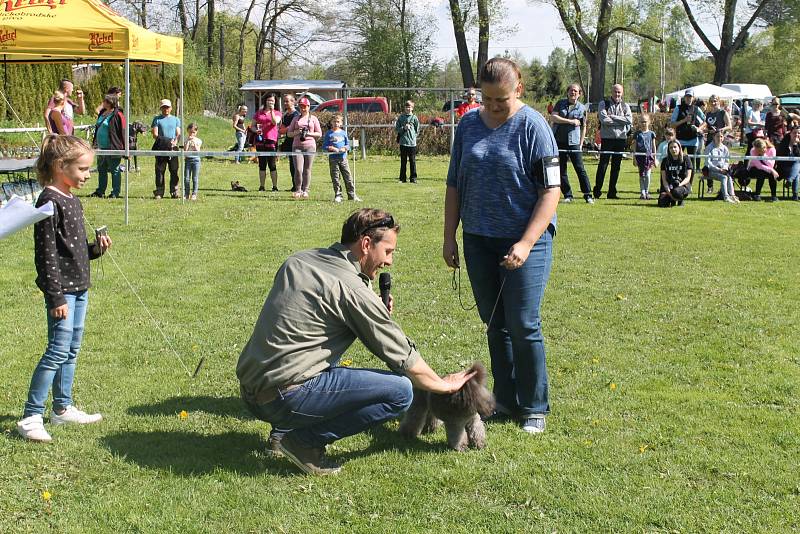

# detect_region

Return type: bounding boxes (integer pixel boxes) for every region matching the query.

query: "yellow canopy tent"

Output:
[0,0,185,223]
[0,0,182,64]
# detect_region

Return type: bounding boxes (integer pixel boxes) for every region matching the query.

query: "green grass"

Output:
[1,121,799,532]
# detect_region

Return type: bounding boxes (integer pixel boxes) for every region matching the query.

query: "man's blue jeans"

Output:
[95,155,122,197]
[24,290,88,417]
[244,366,413,448]
[463,230,553,417]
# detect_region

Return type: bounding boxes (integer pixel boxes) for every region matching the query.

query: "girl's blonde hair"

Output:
[36,135,93,186]
[752,138,774,151]
[51,90,65,105]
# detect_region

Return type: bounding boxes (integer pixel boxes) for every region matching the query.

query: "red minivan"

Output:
[314,97,389,113]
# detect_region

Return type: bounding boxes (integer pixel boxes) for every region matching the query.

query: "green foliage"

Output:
[0,63,71,124]
[731,25,800,94]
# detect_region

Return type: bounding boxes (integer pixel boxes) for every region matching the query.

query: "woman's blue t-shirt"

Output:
[446,105,558,239]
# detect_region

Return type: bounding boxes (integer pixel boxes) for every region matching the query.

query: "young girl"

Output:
[17,135,111,443]
[659,140,693,208]
[633,114,657,199]
[322,115,360,203]
[657,128,676,167]
[183,123,202,200]
[705,130,737,203]
[747,138,779,202]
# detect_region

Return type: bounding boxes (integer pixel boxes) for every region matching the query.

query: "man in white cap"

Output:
[151,98,182,199]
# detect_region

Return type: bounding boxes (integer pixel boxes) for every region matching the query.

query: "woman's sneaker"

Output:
[16,414,52,442]
[50,406,102,426]
[521,416,546,434]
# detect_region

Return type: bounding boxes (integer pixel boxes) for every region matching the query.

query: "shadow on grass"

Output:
[334,424,451,463]
[101,430,287,476]
[126,395,248,419]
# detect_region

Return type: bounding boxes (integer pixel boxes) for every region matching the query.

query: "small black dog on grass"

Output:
[399,362,495,451]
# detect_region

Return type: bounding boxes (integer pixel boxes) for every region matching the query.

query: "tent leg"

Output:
[124,59,130,225]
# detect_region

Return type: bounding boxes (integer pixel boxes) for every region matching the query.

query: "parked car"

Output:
[777,93,800,114]
[314,97,389,113]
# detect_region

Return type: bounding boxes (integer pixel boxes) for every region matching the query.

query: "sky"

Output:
[428,0,574,65]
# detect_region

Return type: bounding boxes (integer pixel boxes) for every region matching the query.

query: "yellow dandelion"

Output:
[609,382,617,390]
[591,419,600,426]
[591,357,599,364]
[179,410,188,420]
[583,440,592,447]
[340,359,353,367]
[639,444,649,454]
[615,294,627,301]
[192,344,199,352]
[42,490,51,501]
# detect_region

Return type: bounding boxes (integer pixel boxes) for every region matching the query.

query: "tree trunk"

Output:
[238,0,257,87]
[191,0,200,40]
[177,0,188,35]
[399,0,412,87]
[448,0,475,88]
[139,0,147,27]
[207,0,215,70]
[476,0,489,84]
[254,0,272,79]
[588,41,608,103]
[680,0,770,85]
[712,46,736,85]
[268,0,278,78]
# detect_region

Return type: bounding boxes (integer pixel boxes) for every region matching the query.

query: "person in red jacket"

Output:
[456,88,480,117]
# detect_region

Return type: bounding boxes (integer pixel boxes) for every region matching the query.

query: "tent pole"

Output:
[179,63,184,202]
[124,58,130,225]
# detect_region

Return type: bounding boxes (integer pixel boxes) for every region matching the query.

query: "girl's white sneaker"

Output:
[17,414,52,442]
[50,405,102,426]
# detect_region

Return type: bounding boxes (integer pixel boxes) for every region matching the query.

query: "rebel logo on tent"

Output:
[0,27,16,45]
[88,31,113,51]
[4,0,66,12]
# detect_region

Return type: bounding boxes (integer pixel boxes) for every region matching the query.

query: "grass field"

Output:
[1,120,799,532]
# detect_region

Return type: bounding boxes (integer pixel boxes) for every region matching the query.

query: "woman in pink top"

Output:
[251,94,282,191]
[287,96,322,199]
[747,138,780,202]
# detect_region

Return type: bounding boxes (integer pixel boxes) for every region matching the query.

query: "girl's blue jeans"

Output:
[184,158,201,196]
[463,230,554,416]
[24,290,88,417]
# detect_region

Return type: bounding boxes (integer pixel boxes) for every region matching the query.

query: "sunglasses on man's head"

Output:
[361,216,395,235]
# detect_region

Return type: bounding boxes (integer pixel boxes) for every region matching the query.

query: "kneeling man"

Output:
[237,208,473,475]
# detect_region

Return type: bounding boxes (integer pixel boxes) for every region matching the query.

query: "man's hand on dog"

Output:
[441,369,478,393]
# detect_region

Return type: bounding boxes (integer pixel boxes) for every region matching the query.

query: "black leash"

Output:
[452,266,507,331]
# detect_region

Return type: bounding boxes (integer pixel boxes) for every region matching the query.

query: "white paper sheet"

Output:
[0,195,54,240]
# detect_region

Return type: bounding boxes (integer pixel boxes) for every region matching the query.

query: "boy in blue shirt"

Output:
[322,115,360,203]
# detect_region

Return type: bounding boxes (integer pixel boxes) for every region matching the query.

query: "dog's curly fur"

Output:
[399,362,495,451]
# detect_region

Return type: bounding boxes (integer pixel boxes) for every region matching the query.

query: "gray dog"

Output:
[399,362,495,451]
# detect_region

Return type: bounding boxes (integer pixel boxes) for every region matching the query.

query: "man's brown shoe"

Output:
[277,434,342,476]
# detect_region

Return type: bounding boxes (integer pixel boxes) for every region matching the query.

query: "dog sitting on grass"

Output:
[399,362,495,451]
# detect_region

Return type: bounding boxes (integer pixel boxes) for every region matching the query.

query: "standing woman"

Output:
[443,58,561,434]
[287,96,322,199]
[90,94,126,198]
[47,91,69,136]
[765,97,800,147]
[251,94,282,191]
[232,105,248,164]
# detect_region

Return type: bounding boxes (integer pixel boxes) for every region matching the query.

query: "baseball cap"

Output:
[684,89,694,97]
[160,98,172,108]
[298,97,311,106]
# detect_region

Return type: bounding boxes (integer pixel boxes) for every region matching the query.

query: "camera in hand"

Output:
[299,127,309,141]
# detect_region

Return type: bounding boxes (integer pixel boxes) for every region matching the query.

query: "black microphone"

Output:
[379,272,391,309]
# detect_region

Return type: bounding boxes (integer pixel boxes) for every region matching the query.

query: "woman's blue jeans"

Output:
[24,290,88,417]
[234,131,246,162]
[463,230,553,417]
[95,155,122,197]
[244,366,413,449]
